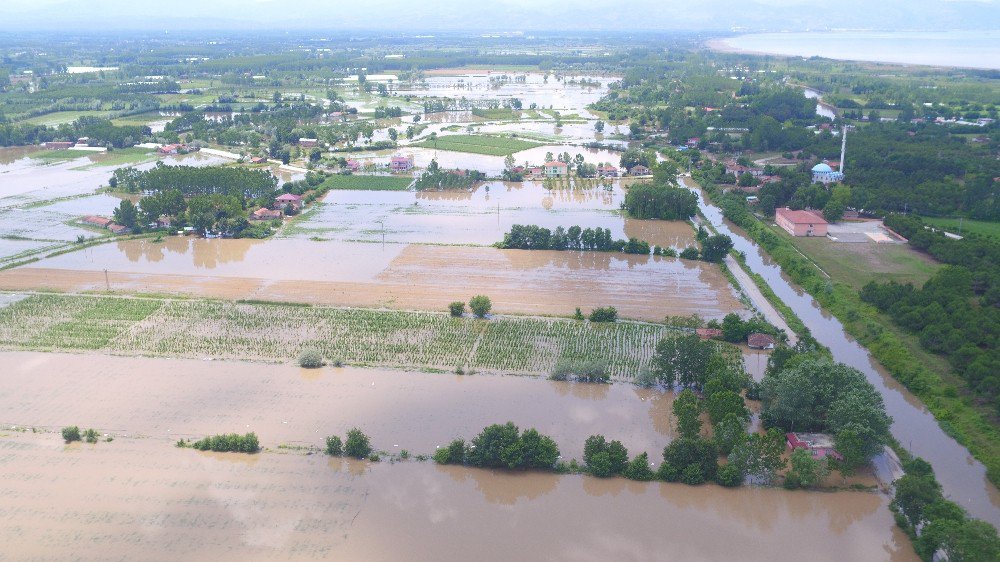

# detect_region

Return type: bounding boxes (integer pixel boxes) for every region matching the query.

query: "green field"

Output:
[22,110,108,126]
[471,108,519,120]
[924,217,1000,238]
[30,149,93,162]
[0,293,681,379]
[319,174,413,191]
[71,147,157,169]
[411,134,543,156]
[780,229,939,290]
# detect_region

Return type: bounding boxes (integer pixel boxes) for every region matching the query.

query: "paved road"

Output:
[724,254,799,345]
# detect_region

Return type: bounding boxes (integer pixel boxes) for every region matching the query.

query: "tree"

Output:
[787,447,829,488]
[892,473,942,528]
[468,422,520,468]
[663,437,718,481]
[699,234,733,263]
[705,390,749,425]
[673,389,703,439]
[448,301,465,317]
[298,348,323,368]
[112,199,139,230]
[344,428,372,458]
[714,413,748,455]
[728,429,787,484]
[624,183,698,220]
[623,453,655,481]
[594,120,605,133]
[652,334,716,388]
[469,295,492,318]
[325,435,343,456]
[679,246,700,260]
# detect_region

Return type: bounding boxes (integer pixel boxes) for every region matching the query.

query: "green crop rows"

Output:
[0,294,678,378]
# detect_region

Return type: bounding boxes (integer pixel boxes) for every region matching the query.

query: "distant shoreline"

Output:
[704,32,1000,71]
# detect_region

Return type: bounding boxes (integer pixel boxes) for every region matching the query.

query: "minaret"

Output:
[839,125,847,174]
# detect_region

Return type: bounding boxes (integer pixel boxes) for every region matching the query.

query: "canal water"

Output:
[683,177,1000,526]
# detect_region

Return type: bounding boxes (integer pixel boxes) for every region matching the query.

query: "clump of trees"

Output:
[624,182,698,220]
[324,428,373,459]
[549,358,610,383]
[892,457,1000,560]
[448,301,466,317]
[186,432,261,454]
[62,426,81,443]
[112,163,278,200]
[500,224,650,254]
[468,295,492,318]
[413,160,484,190]
[583,435,630,477]
[709,313,782,343]
[433,422,560,471]
[588,306,618,323]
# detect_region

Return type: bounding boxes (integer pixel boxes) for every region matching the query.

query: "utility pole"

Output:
[104,269,110,292]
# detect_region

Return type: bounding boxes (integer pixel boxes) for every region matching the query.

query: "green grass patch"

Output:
[22,111,108,126]
[318,174,413,191]
[72,148,157,169]
[30,150,92,162]
[923,217,1000,239]
[782,232,940,290]
[410,134,543,156]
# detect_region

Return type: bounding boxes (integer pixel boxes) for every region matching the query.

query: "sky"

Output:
[1,0,998,32]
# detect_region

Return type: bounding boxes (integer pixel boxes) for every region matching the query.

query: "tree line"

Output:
[499,224,651,255]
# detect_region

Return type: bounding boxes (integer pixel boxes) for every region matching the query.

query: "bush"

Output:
[573,307,584,320]
[623,453,655,481]
[84,428,99,444]
[469,295,492,318]
[657,462,680,482]
[680,246,700,260]
[681,464,706,485]
[433,439,468,465]
[588,451,613,477]
[344,428,372,459]
[325,435,343,456]
[61,426,81,443]
[467,422,560,470]
[298,348,324,368]
[588,307,618,323]
[448,301,466,317]
[716,464,744,487]
[191,432,260,453]
[550,358,610,383]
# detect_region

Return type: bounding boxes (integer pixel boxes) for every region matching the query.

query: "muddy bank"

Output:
[2,239,744,321]
[0,433,914,561]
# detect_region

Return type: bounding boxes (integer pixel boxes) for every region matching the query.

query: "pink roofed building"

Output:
[787,433,843,461]
[274,193,303,211]
[390,155,414,172]
[544,160,568,178]
[345,159,361,172]
[775,207,828,237]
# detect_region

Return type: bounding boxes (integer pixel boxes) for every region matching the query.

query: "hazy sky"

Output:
[1,0,998,32]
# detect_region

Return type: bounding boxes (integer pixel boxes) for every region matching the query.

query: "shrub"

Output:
[61,426,81,443]
[681,464,706,485]
[588,307,618,323]
[657,462,680,482]
[716,464,744,487]
[433,439,468,465]
[679,246,700,260]
[623,453,655,481]
[448,301,466,317]
[588,451,613,477]
[469,295,492,318]
[549,358,610,383]
[325,435,343,456]
[344,428,372,459]
[191,432,260,453]
[467,422,560,470]
[298,348,324,368]
[84,428,100,444]
[573,307,584,320]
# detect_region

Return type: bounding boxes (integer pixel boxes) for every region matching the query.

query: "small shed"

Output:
[747,333,776,350]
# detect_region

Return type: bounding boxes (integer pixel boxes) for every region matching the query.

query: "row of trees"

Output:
[624,182,698,220]
[433,422,560,470]
[111,162,278,201]
[499,224,651,255]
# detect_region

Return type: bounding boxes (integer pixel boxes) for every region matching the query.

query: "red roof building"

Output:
[274,193,303,211]
[747,333,776,349]
[775,207,828,237]
[696,328,723,340]
[81,216,113,228]
[787,433,843,461]
[390,155,414,171]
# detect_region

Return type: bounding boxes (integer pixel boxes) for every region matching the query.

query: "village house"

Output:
[544,160,568,178]
[786,433,843,461]
[274,193,303,211]
[775,207,828,237]
[81,216,113,228]
[108,223,131,235]
[686,137,700,148]
[597,164,619,177]
[43,141,74,150]
[345,159,361,172]
[528,166,544,177]
[747,333,776,350]
[158,144,182,155]
[390,155,414,172]
[299,138,319,148]
[250,156,267,164]
[251,207,283,221]
[629,164,651,176]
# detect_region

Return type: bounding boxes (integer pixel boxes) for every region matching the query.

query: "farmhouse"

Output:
[274,193,303,211]
[775,207,828,237]
[696,328,723,340]
[787,433,843,461]
[390,155,414,172]
[544,160,568,177]
[158,144,181,155]
[251,207,283,221]
[628,165,651,176]
[43,141,74,150]
[299,138,319,148]
[747,333,776,349]
[250,156,267,164]
[597,164,619,177]
[108,223,131,235]
[81,216,113,228]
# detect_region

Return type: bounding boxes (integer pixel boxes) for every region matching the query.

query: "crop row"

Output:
[0,294,679,377]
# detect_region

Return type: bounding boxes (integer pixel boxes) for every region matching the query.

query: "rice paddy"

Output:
[0,293,679,378]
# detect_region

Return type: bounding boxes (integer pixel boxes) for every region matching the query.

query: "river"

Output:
[683,177,1000,526]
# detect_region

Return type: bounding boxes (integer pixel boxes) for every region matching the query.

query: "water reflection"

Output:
[438,463,559,505]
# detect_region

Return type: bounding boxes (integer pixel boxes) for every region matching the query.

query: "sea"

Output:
[716,31,1000,70]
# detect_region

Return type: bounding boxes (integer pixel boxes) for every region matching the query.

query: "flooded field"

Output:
[292,181,694,248]
[0,351,916,560]
[1,238,743,321]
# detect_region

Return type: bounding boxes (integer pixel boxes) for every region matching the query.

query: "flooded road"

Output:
[684,177,1000,525]
[3,238,744,321]
[0,349,916,561]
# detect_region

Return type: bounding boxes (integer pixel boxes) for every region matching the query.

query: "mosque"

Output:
[812,125,847,184]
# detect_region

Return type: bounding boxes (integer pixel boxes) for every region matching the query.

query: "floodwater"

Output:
[360,144,626,176]
[685,177,1000,525]
[3,238,745,321]
[0,351,916,560]
[296,181,694,248]
[804,88,838,120]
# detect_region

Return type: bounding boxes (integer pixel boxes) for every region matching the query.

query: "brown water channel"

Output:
[684,177,1000,526]
[0,351,915,560]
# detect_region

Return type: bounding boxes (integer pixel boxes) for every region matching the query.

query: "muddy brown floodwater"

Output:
[0,351,916,560]
[0,238,745,321]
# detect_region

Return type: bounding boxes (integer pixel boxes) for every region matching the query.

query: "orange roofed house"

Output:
[774,207,828,237]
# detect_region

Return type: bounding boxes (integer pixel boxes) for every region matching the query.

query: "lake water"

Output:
[716,31,1000,70]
